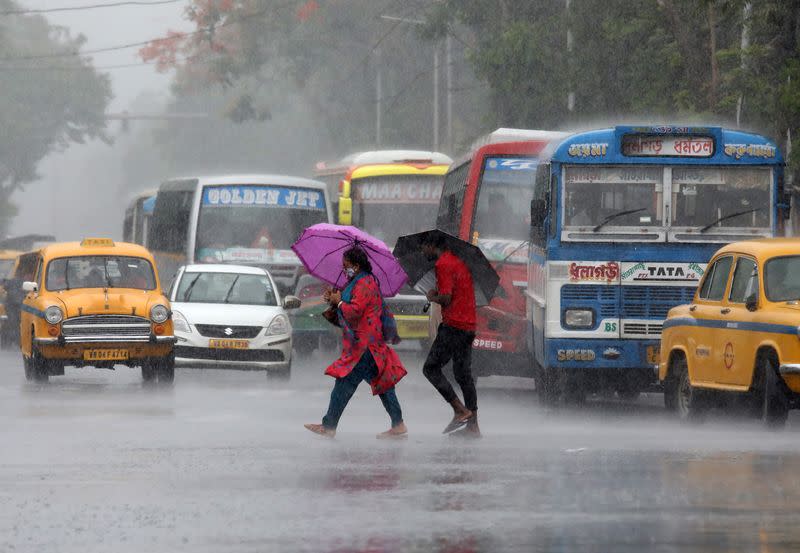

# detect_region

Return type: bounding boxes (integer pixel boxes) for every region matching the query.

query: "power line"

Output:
[0,0,183,16]
[0,2,289,62]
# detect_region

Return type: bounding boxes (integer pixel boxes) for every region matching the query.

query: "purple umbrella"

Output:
[291,223,409,297]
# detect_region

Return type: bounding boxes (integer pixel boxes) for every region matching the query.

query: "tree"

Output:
[0,1,112,235]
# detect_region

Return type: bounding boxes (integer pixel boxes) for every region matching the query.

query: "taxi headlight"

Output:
[172,310,191,333]
[150,304,170,324]
[44,306,63,325]
[267,314,289,336]
[564,309,594,328]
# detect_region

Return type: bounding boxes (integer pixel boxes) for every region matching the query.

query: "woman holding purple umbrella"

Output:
[304,246,409,439]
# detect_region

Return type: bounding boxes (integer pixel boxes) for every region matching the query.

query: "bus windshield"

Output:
[46,256,156,291]
[351,175,443,246]
[561,165,772,239]
[195,185,328,262]
[472,157,539,262]
[672,167,771,230]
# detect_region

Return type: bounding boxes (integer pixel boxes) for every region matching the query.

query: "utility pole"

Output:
[433,41,440,151]
[566,0,575,113]
[379,14,443,151]
[736,2,752,128]
[445,34,453,154]
[376,47,383,146]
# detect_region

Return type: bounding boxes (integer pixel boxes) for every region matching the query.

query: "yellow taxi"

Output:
[660,238,800,427]
[19,238,176,383]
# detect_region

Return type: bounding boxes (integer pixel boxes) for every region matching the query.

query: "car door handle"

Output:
[720,308,731,314]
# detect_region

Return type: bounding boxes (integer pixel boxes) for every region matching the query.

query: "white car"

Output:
[169,264,301,379]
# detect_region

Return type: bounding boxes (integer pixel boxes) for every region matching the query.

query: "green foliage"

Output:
[0,1,112,235]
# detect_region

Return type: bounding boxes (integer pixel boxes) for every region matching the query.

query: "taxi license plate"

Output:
[84,349,129,361]
[646,345,660,365]
[209,339,249,350]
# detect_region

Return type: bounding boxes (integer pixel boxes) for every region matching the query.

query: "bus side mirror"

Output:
[338,197,352,225]
[745,294,758,312]
[530,199,547,240]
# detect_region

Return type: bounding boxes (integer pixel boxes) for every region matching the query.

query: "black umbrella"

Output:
[393,229,501,307]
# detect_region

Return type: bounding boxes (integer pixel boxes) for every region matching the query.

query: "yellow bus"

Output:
[314,150,453,343]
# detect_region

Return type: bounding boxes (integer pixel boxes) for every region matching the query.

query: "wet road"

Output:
[2,348,800,552]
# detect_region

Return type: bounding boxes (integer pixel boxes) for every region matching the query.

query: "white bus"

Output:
[123,189,157,246]
[147,175,332,292]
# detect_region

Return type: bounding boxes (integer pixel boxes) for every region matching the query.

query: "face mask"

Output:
[344,267,356,279]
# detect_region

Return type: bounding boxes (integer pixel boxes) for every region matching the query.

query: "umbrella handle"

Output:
[423,302,430,313]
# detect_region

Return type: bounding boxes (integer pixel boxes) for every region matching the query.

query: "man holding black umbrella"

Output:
[421,233,480,438]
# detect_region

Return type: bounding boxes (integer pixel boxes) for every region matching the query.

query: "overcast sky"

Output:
[11,0,191,239]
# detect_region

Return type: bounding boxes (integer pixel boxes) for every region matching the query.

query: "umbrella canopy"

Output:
[291,223,408,297]
[393,229,501,305]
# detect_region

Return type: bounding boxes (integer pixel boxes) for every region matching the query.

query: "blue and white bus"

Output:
[526,126,787,403]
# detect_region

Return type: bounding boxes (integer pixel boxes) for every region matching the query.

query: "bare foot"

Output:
[442,410,473,434]
[449,425,482,439]
[304,423,335,438]
[376,422,408,440]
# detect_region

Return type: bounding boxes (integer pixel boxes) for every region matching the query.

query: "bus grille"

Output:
[621,321,664,337]
[560,285,618,319]
[61,315,152,343]
[620,286,696,319]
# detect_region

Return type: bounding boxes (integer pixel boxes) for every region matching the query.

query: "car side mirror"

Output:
[745,294,758,312]
[283,295,301,310]
[22,281,38,293]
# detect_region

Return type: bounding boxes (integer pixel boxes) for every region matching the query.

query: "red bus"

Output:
[435,129,566,377]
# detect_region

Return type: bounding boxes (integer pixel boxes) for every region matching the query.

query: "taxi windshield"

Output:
[46,256,156,291]
[175,272,277,306]
[765,256,800,302]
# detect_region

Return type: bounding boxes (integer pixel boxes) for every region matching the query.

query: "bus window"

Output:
[473,157,538,242]
[563,166,662,228]
[351,175,441,245]
[194,185,328,261]
[438,160,470,235]
[672,167,770,230]
[149,190,193,254]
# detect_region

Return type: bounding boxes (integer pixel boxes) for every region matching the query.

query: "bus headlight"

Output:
[150,304,170,324]
[564,309,594,328]
[267,314,289,336]
[172,310,191,334]
[44,306,63,325]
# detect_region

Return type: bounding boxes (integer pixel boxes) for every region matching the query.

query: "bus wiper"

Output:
[593,208,646,232]
[223,275,240,304]
[699,207,762,233]
[494,240,530,271]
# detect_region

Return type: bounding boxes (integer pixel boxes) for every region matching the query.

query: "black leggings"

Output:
[422,324,477,412]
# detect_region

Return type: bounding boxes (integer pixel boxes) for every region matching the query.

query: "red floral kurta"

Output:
[325,275,407,395]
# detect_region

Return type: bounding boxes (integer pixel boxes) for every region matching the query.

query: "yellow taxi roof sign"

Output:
[81,238,115,247]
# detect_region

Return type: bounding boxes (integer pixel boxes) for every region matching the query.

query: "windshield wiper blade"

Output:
[223,275,240,304]
[182,273,201,301]
[593,208,646,232]
[699,207,762,233]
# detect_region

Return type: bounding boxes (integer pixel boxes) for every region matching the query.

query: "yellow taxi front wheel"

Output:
[141,353,175,386]
[24,331,49,383]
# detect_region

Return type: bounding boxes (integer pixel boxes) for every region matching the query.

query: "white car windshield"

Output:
[176,272,277,306]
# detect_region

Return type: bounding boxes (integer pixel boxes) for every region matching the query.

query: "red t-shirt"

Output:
[435,250,476,332]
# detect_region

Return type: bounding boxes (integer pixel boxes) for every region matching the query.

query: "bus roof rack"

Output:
[470,128,569,151]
